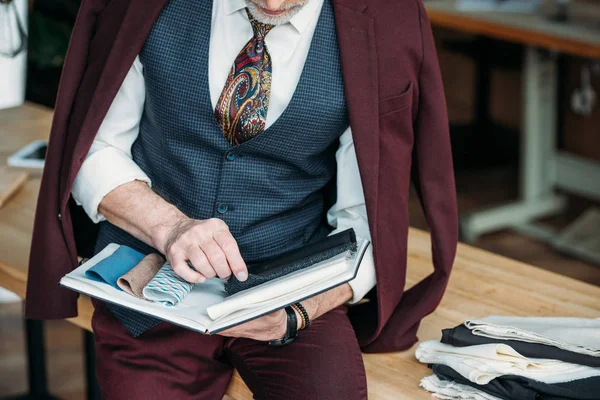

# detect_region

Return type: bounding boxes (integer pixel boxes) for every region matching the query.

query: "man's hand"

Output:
[220,309,288,341]
[98,181,248,284]
[219,283,354,342]
[159,218,248,284]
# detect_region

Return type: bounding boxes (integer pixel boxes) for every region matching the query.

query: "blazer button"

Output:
[58,212,62,220]
[217,203,228,214]
[226,152,236,161]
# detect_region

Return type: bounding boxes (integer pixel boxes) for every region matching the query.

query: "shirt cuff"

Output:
[346,241,376,304]
[71,147,152,223]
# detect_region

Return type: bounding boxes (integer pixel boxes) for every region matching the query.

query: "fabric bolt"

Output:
[91,299,368,400]
[93,0,349,336]
[214,9,274,145]
[420,375,502,400]
[415,340,600,385]
[432,363,600,400]
[85,246,145,290]
[442,324,600,368]
[142,264,195,306]
[117,253,165,298]
[465,317,600,357]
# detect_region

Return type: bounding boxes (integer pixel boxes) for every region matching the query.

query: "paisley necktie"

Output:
[215,9,275,146]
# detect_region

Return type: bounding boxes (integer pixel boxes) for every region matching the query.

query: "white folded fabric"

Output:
[465,316,600,357]
[420,375,501,400]
[415,340,600,385]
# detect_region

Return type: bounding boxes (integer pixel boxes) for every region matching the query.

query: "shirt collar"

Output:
[225,0,247,16]
[225,0,323,35]
[288,0,322,34]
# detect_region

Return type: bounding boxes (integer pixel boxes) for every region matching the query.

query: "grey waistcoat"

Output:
[94,0,348,336]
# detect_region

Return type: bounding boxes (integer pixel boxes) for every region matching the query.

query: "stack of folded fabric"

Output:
[416,316,600,400]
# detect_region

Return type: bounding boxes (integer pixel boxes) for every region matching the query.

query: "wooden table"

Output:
[425,0,600,59]
[1,103,600,399]
[424,1,600,259]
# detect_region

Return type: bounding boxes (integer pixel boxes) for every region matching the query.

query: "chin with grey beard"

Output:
[245,0,309,25]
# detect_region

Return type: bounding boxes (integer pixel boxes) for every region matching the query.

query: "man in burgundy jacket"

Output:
[26,0,457,398]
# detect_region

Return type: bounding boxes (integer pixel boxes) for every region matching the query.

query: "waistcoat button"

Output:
[217,203,229,214]
[226,152,236,161]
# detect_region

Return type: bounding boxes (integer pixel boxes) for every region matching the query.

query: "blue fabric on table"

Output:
[85,246,146,290]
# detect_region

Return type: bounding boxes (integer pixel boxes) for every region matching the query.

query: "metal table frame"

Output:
[461,47,600,252]
[3,316,100,400]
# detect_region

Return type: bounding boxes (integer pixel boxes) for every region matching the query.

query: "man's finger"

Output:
[213,230,248,281]
[186,244,215,279]
[169,251,205,283]
[199,239,231,279]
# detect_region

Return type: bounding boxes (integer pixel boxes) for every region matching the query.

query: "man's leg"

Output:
[91,300,233,399]
[225,306,368,400]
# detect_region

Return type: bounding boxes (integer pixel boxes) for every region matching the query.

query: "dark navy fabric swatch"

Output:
[431,364,600,400]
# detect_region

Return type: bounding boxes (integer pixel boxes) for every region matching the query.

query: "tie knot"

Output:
[246,9,274,41]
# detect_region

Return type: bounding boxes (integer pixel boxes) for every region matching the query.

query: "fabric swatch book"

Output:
[60,229,370,334]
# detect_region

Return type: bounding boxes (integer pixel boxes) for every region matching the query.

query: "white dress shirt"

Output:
[71,0,376,303]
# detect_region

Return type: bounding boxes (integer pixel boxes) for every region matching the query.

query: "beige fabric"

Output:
[117,253,165,298]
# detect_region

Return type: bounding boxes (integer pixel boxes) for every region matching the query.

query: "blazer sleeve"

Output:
[408,2,458,313]
[25,0,110,320]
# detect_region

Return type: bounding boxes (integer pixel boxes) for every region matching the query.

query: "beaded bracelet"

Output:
[292,302,310,330]
[292,304,306,330]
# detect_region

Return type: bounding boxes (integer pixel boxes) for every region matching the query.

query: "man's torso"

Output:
[95,0,348,263]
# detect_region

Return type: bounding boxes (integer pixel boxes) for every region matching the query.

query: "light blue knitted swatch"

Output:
[142,264,195,306]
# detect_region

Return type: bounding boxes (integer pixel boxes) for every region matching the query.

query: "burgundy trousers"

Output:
[91,300,368,399]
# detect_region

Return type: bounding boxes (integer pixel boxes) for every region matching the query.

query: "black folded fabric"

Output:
[430,364,600,400]
[224,228,357,296]
[442,324,600,368]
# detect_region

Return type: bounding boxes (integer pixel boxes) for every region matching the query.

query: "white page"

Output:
[206,251,350,320]
[207,257,361,333]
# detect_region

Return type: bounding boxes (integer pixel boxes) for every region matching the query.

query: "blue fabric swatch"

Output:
[85,246,146,290]
[142,264,195,306]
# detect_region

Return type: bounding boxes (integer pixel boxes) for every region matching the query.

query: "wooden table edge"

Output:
[426,6,600,60]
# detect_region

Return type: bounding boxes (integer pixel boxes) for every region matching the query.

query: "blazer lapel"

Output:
[333,0,380,234]
[63,0,170,203]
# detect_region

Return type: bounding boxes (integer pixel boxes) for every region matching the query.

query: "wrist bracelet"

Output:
[291,304,305,330]
[292,302,310,330]
[268,306,298,346]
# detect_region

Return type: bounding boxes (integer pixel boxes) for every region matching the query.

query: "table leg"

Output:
[4,319,60,400]
[83,331,101,400]
[460,46,567,243]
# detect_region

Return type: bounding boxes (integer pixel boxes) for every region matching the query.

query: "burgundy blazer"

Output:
[25,0,458,353]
